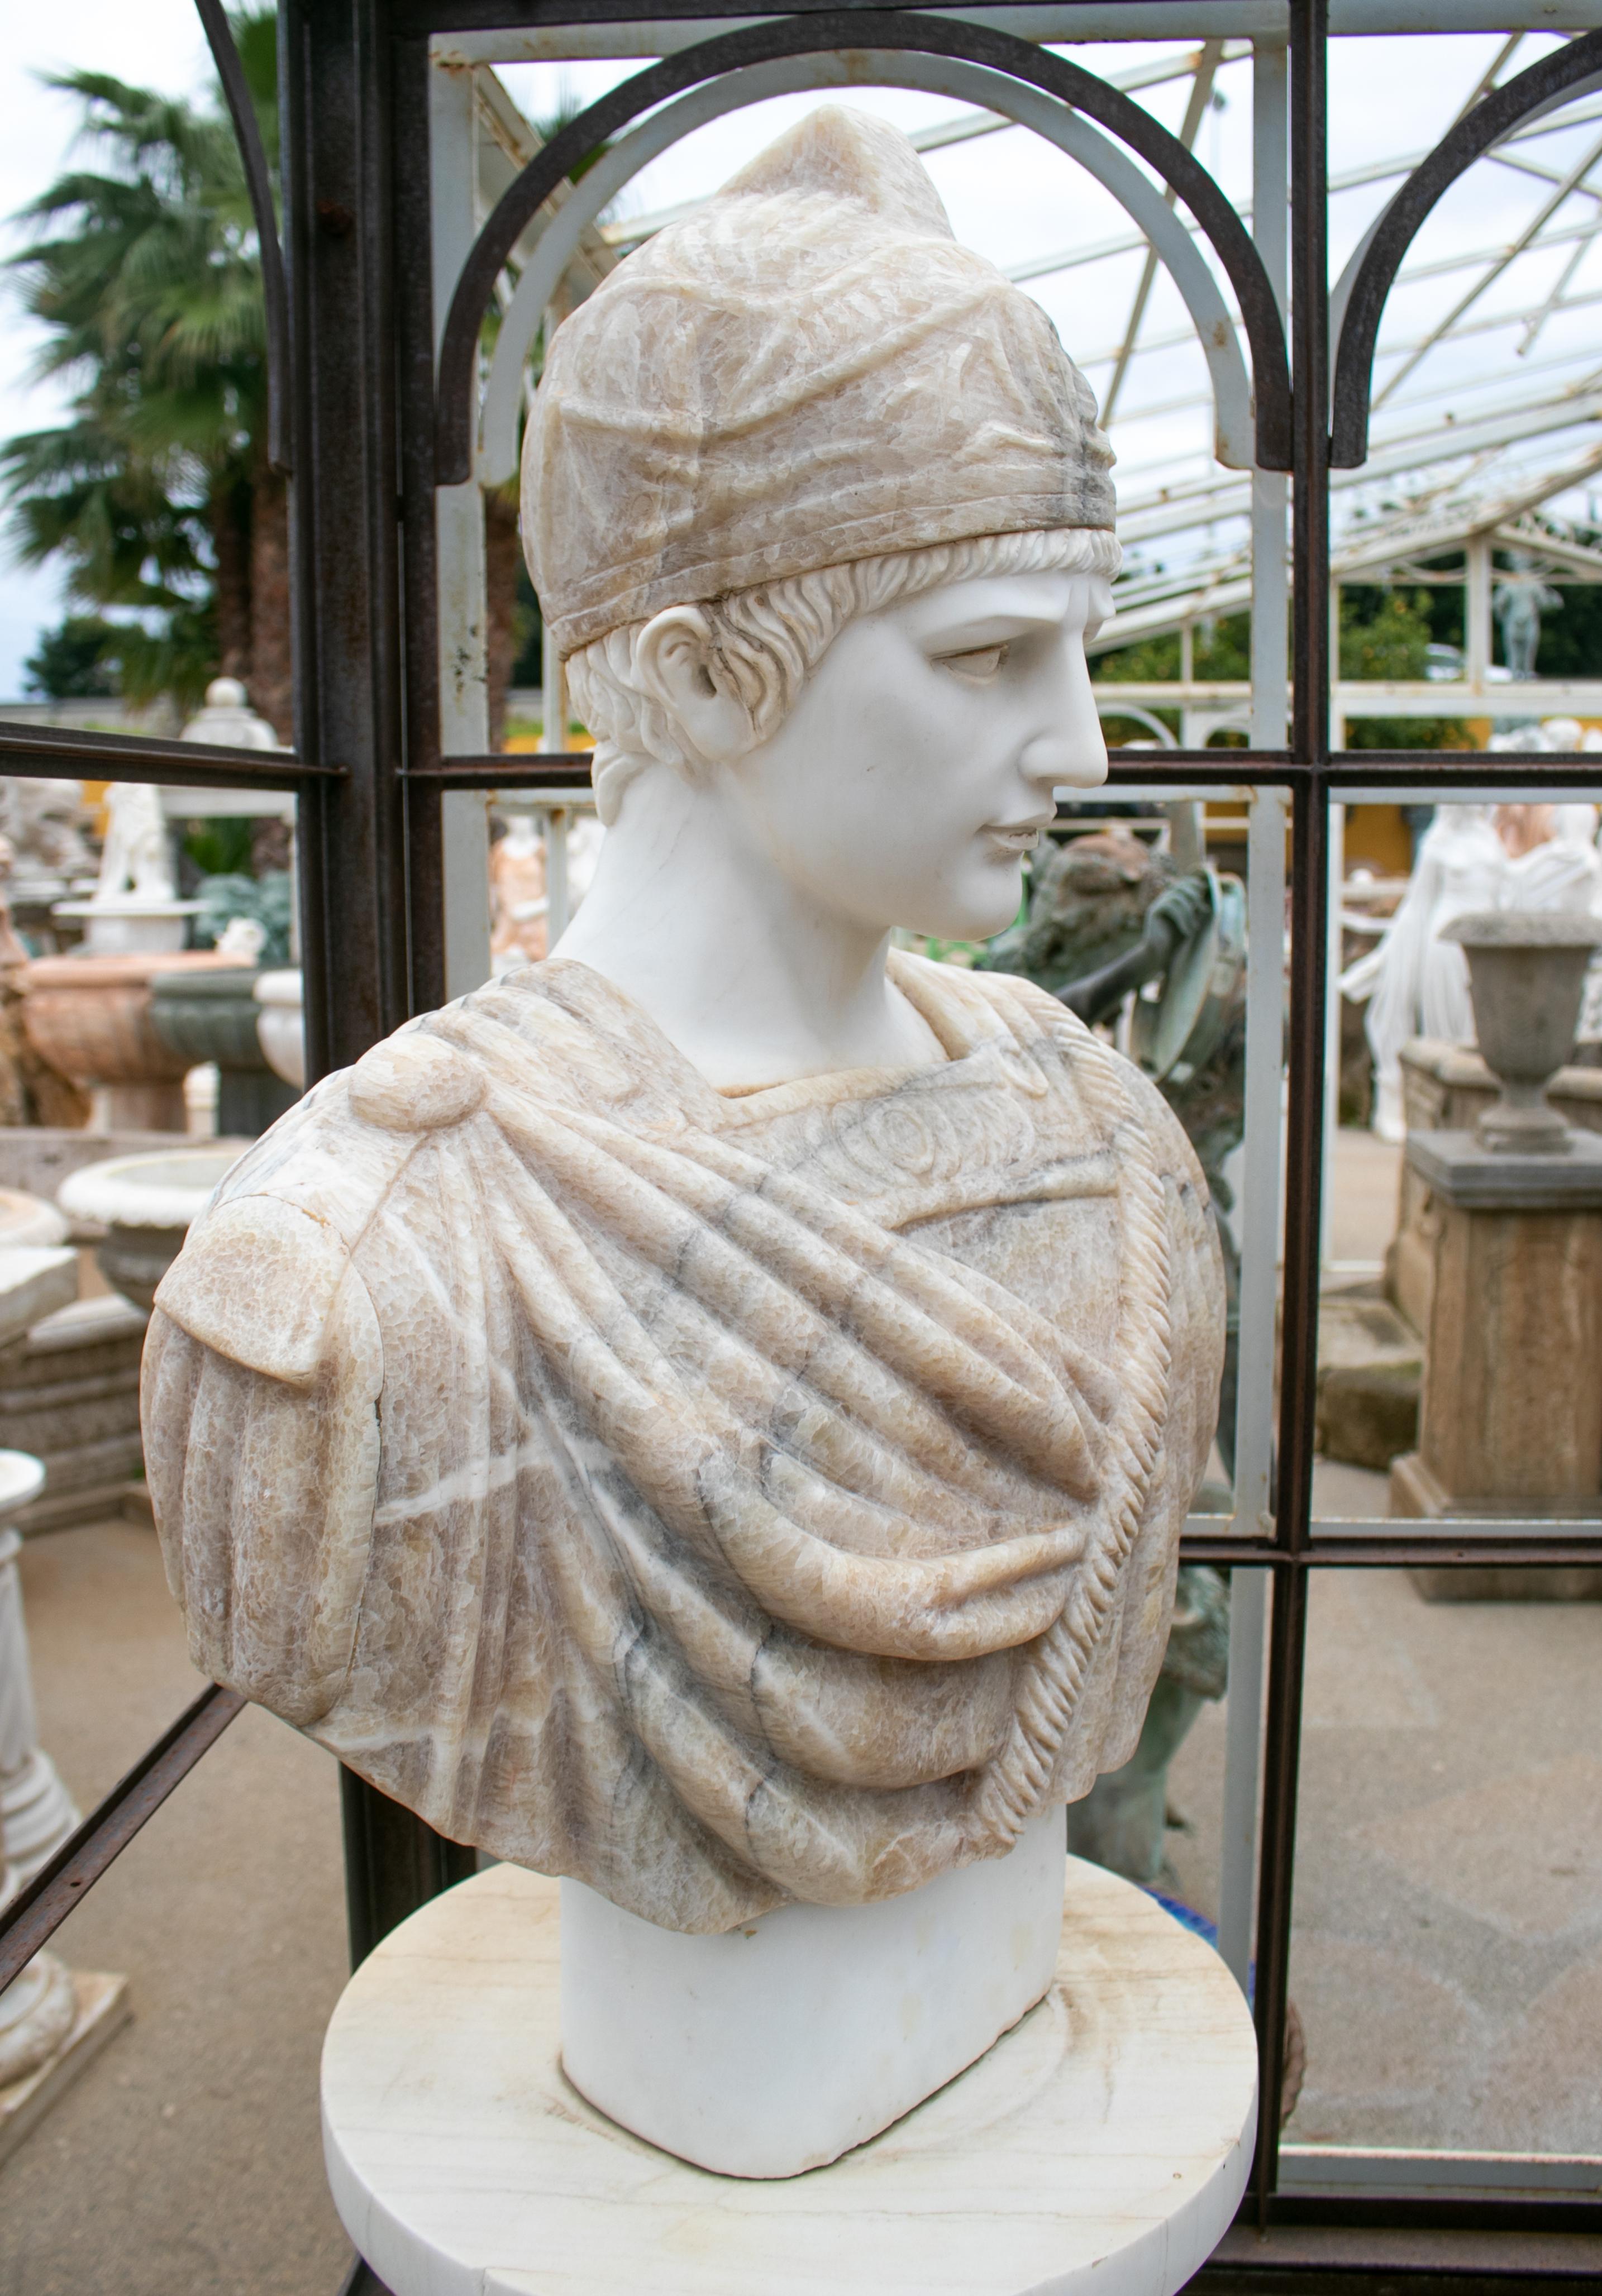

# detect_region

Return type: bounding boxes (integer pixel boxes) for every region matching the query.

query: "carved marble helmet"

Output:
[523,104,1115,656]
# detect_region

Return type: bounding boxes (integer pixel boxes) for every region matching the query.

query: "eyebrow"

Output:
[919,608,1071,650]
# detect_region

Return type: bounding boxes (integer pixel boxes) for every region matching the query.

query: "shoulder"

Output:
[967,959,1213,1200]
[154,1194,362,1385]
[154,1011,493,1383]
[937,958,1073,1034]
[891,948,1074,1049]
[895,951,1209,1197]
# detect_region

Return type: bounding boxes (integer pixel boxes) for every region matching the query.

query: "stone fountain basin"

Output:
[20,951,252,1090]
[0,1450,47,1524]
[58,1145,246,1311]
[0,1191,68,1253]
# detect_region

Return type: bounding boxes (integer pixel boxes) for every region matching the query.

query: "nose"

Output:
[1020,626,1108,794]
[1021,732,1105,789]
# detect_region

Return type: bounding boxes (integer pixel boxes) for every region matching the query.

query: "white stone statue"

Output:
[1344,795,1602,1138]
[56,780,198,956]
[94,782,176,903]
[143,111,1225,2171]
[1492,553,1562,678]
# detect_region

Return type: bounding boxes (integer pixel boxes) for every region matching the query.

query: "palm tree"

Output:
[2,11,289,733]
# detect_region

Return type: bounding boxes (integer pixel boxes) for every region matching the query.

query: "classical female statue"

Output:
[144,107,1225,2167]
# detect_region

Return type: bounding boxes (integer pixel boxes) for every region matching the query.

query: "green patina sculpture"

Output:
[981,814,1247,1888]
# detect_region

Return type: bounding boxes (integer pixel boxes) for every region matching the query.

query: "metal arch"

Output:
[476,50,1259,485]
[1331,27,1602,472]
[1095,701,1179,747]
[1098,37,1224,435]
[433,8,1292,484]
[193,0,293,475]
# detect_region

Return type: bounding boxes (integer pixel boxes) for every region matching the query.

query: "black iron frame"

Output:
[1,0,1599,2269]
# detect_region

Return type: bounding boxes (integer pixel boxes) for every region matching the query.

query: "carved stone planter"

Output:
[1394,913,1602,1597]
[1440,909,1602,1151]
[149,968,298,1138]
[18,951,249,1133]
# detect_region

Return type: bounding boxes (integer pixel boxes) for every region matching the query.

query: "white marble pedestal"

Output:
[322,1855,1258,2296]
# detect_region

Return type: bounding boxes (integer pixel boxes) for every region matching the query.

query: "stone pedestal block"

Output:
[1391,1129,1602,1598]
[0,1296,149,1535]
[1391,1040,1602,1330]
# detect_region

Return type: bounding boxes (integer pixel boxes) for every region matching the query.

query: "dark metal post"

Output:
[281,0,474,1964]
[1252,0,1329,2220]
[280,0,411,1072]
[394,32,449,1014]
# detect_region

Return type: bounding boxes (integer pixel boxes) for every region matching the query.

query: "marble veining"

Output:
[145,953,1219,1930]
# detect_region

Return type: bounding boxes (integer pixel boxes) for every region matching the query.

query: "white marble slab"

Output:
[322,1855,1258,2296]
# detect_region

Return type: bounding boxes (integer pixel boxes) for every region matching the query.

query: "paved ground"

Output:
[1325,1125,1404,1271]
[1165,1515,1602,2157]
[1162,1129,1602,2163]
[0,1522,354,2296]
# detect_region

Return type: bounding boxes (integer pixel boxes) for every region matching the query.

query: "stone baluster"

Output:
[0,1521,80,1886]
[0,1482,80,2094]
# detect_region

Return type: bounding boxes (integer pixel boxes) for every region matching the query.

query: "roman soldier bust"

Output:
[144,107,1224,1949]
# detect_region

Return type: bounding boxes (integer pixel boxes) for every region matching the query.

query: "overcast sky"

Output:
[0,17,1574,700]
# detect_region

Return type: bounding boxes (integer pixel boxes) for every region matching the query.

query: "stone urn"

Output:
[56,1144,245,1310]
[18,950,251,1132]
[1442,910,1602,1151]
[149,968,299,1139]
[254,967,306,1089]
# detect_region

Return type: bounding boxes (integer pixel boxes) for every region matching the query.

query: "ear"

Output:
[633,606,755,766]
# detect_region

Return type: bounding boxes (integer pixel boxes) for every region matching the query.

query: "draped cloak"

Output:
[142,952,1224,1934]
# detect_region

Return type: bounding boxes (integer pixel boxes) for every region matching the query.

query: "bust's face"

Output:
[724,569,1110,943]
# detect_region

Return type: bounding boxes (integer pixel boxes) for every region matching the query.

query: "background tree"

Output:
[22,613,120,700]
[2,12,288,732]
[1093,590,1459,749]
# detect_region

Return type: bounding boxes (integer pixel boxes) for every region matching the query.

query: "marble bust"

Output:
[144,107,1224,2169]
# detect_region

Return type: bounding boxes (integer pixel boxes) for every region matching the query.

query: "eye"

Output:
[936,642,1009,682]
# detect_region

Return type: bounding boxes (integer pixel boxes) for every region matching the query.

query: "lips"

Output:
[985,822,1050,851]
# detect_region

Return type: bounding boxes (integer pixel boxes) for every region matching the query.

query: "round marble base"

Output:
[322,1855,1258,2296]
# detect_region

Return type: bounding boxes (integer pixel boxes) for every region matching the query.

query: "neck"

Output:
[552,767,941,1090]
